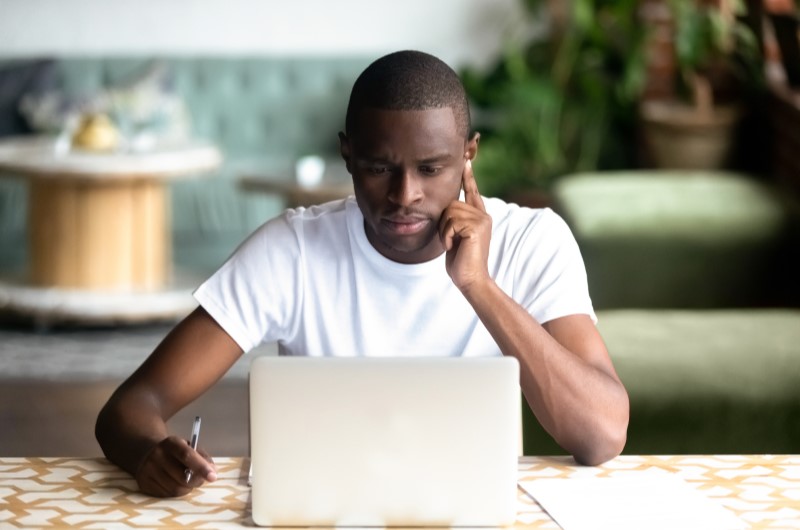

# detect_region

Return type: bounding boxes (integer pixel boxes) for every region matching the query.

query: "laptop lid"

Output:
[249,356,520,527]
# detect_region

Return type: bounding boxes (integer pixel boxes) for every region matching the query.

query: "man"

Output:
[96,50,629,498]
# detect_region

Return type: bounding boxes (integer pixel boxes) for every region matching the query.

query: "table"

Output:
[1,455,798,528]
[0,136,221,324]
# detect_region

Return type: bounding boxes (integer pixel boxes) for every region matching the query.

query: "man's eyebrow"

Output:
[354,154,455,164]
[355,156,392,164]
[418,154,454,164]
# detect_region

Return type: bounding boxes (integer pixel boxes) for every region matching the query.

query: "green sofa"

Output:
[523,308,800,455]
[520,170,800,456]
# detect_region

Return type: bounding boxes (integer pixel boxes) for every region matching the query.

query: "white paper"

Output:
[520,469,746,530]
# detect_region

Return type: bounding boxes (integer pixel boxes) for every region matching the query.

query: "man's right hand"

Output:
[95,307,243,497]
[135,435,218,497]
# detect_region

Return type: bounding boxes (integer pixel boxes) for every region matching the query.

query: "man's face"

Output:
[340,107,478,264]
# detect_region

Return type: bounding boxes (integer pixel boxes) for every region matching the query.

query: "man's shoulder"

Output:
[242,197,352,253]
[259,197,352,235]
[282,197,352,224]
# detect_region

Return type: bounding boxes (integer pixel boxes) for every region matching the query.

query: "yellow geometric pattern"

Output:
[0,455,798,528]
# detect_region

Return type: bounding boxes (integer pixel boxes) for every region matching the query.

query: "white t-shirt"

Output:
[194,196,595,356]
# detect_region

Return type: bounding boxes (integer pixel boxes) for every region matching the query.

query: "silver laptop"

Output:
[249,356,520,527]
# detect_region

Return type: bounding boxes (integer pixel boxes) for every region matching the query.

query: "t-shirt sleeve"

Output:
[193,215,302,352]
[514,208,597,325]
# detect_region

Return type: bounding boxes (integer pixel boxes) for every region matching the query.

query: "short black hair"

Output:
[345,50,471,139]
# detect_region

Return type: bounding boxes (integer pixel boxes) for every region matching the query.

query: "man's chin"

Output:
[377,234,443,263]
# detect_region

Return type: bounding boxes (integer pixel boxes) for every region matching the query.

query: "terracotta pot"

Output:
[640,100,742,170]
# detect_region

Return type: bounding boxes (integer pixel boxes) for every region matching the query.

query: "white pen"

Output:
[184,416,202,483]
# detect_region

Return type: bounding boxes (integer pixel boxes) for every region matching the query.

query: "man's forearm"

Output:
[95,388,169,476]
[461,279,629,465]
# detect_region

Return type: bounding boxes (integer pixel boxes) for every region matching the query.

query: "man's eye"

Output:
[367,166,388,175]
[419,166,441,175]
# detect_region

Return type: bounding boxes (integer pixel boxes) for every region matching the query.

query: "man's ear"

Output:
[465,131,480,162]
[338,132,352,174]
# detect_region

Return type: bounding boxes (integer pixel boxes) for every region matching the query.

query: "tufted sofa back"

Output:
[0,56,371,272]
[43,57,369,158]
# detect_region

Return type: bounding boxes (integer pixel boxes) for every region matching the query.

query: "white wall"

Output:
[0,0,530,69]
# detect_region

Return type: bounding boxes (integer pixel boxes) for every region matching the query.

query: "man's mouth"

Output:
[381,215,430,235]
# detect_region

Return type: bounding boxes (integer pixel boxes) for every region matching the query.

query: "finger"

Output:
[439,218,456,251]
[182,455,217,485]
[165,436,217,484]
[462,159,485,212]
[187,448,217,487]
[438,206,463,251]
[185,467,208,489]
[438,204,479,250]
[196,448,217,473]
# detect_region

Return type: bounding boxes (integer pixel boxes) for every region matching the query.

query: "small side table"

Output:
[239,160,352,209]
[0,136,222,325]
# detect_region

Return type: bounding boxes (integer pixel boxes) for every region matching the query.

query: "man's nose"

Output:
[388,169,423,206]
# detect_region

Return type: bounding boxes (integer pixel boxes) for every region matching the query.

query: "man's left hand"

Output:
[439,159,492,293]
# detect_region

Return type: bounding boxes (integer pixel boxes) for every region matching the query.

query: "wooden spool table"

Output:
[0,136,222,325]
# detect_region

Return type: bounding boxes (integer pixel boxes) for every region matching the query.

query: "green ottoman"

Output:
[522,309,800,456]
[552,171,799,308]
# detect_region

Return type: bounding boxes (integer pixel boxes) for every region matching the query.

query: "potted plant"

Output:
[461,0,647,205]
[639,0,762,170]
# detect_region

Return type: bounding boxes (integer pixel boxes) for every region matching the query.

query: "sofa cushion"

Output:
[553,171,800,308]
[602,309,800,454]
[522,309,800,455]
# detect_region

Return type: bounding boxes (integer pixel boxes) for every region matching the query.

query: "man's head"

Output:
[344,50,472,140]
[340,50,480,265]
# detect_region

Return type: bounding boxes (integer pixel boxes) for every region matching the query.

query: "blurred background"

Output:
[0,0,798,458]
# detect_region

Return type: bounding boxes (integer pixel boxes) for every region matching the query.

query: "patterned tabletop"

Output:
[1,455,798,529]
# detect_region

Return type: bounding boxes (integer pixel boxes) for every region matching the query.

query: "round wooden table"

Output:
[0,136,222,324]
